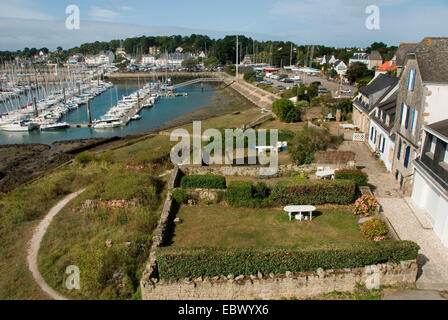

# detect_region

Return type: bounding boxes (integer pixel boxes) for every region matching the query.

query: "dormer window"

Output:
[375,109,379,118]
[380,111,384,121]
[386,115,390,127]
[430,135,437,154]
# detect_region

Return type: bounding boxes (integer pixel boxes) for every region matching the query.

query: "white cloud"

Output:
[0,0,53,20]
[89,6,120,21]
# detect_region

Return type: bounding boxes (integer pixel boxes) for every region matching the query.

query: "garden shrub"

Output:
[226,181,256,207]
[180,175,226,189]
[172,189,188,204]
[287,126,343,165]
[254,182,270,199]
[361,219,389,241]
[354,195,378,217]
[269,180,356,205]
[157,241,420,279]
[335,169,369,186]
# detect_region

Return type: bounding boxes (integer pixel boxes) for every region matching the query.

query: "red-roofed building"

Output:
[376,60,397,74]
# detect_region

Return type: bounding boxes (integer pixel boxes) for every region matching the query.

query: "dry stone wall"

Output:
[141,260,418,300]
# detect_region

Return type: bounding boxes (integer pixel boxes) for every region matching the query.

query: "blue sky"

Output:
[1,0,447,50]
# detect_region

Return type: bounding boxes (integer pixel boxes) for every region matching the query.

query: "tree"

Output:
[288,126,343,165]
[204,56,219,69]
[181,58,198,70]
[272,99,300,123]
[243,71,256,83]
[224,63,236,76]
[346,62,374,84]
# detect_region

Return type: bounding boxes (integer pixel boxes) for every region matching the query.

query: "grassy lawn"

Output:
[170,204,366,248]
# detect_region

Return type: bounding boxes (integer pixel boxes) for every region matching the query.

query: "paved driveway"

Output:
[339,141,448,291]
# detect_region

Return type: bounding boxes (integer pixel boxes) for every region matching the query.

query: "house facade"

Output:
[333,60,348,76]
[392,38,448,195]
[411,120,448,247]
[352,74,399,135]
[368,51,383,70]
[155,53,194,68]
[85,51,115,66]
[368,89,399,172]
[141,55,156,65]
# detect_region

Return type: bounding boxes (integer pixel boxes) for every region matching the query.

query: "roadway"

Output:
[264,73,357,99]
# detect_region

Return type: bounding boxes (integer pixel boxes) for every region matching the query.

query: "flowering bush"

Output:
[353,195,378,217]
[361,219,389,241]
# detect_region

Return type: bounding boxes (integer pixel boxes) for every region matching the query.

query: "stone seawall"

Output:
[141,260,418,300]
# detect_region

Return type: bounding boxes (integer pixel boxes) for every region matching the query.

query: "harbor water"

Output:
[0,83,215,145]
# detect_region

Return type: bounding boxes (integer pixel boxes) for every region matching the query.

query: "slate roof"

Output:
[359,74,399,97]
[427,119,448,141]
[369,50,383,61]
[395,43,418,67]
[414,38,448,83]
[373,92,398,133]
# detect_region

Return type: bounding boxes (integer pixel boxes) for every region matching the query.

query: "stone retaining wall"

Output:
[180,164,316,177]
[141,167,182,280]
[141,260,418,300]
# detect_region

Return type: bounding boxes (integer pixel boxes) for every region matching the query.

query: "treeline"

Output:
[1,34,398,67]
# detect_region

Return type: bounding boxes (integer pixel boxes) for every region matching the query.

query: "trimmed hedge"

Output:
[180,175,226,189]
[157,241,420,279]
[269,180,356,205]
[226,182,270,207]
[335,169,369,187]
[226,181,254,207]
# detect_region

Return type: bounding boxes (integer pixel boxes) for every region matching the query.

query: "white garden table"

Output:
[315,169,336,180]
[284,205,317,221]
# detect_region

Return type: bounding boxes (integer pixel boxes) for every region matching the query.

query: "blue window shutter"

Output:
[382,137,386,153]
[411,69,416,91]
[397,139,402,160]
[406,69,411,89]
[405,106,410,129]
[404,146,411,168]
[410,109,415,133]
[400,104,404,124]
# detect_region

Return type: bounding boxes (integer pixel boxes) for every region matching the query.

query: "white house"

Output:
[411,120,448,248]
[367,87,399,172]
[333,60,348,76]
[349,52,370,66]
[156,53,194,68]
[321,55,337,65]
[141,55,156,65]
[85,51,115,66]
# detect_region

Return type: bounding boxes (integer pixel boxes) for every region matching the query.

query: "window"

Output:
[444,146,448,164]
[405,105,411,129]
[401,104,407,127]
[395,170,399,180]
[382,137,386,153]
[404,146,411,168]
[409,108,416,134]
[370,127,374,141]
[407,69,416,91]
[430,135,437,154]
[397,139,402,160]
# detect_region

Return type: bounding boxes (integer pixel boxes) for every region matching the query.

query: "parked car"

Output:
[311,81,322,86]
[318,88,329,94]
[341,88,352,94]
